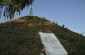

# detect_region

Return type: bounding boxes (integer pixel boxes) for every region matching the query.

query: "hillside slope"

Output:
[0,16,85,55]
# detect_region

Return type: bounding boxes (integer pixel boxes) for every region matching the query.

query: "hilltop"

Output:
[0,16,85,55]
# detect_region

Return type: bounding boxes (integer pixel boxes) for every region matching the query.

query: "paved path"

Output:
[39,32,68,55]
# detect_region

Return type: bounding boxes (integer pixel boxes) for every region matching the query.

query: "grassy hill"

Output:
[0,16,85,55]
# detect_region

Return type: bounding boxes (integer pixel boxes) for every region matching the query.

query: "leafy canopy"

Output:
[0,0,34,19]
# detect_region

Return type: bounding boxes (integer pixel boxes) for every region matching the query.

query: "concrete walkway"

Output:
[39,32,68,55]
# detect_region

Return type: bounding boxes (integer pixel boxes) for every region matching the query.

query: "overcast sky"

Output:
[0,0,85,36]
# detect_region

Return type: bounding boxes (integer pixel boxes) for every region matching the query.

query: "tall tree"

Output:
[0,0,34,19]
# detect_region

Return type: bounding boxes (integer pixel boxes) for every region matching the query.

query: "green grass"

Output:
[0,16,85,55]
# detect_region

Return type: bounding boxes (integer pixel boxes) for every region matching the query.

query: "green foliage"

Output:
[0,16,85,55]
[0,0,34,19]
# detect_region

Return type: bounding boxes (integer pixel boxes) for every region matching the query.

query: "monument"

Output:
[29,4,33,16]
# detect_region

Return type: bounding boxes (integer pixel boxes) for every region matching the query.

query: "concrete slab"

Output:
[39,32,68,55]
